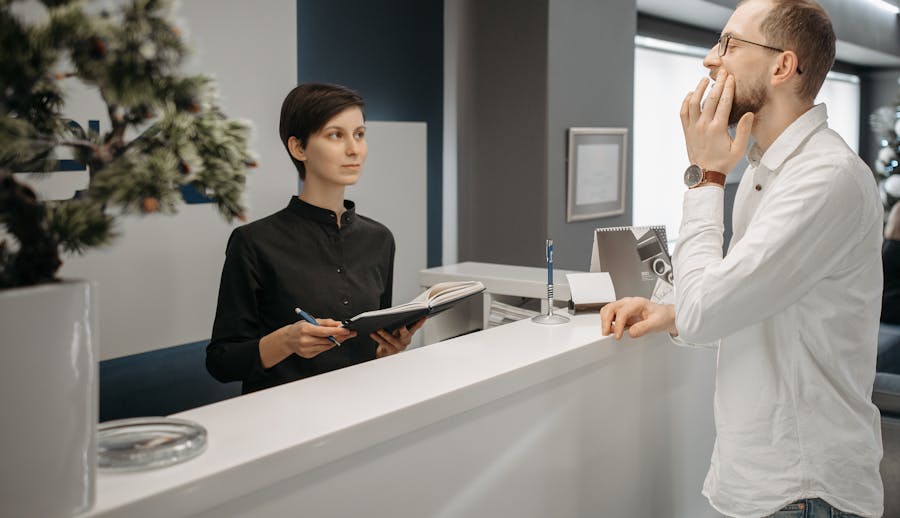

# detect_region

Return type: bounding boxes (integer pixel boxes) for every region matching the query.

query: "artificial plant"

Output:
[0,0,254,288]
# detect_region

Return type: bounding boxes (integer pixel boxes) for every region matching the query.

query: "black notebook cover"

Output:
[342,286,485,336]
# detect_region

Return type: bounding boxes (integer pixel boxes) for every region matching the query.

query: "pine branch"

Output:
[1,0,253,287]
[31,136,96,150]
[104,100,128,149]
[47,199,116,254]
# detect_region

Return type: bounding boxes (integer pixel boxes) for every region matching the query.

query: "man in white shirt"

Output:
[600,1,884,516]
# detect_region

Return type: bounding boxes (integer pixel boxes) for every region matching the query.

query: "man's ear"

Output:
[287,136,306,162]
[771,51,801,86]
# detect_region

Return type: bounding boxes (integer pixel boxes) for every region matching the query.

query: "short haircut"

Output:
[745,0,835,101]
[278,83,365,180]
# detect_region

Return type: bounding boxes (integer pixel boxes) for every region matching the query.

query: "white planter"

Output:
[0,280,98,517]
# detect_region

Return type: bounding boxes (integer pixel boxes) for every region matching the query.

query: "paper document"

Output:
[566,272,616,309]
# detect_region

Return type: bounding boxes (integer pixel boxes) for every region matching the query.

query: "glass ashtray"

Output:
[97,416,208,471]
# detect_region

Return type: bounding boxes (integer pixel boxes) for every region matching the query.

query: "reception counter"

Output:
[79,314,718,518]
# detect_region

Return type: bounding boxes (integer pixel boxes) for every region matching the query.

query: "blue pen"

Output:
[546,239,554,287]
[294,307,342,347]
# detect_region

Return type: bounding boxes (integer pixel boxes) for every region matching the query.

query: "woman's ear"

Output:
[287,136,306,162]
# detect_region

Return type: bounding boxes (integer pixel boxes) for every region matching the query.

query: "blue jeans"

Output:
[764,498,863,518]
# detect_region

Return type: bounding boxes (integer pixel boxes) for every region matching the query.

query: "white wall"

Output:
[27,1,428,360]
[54,0,297,360]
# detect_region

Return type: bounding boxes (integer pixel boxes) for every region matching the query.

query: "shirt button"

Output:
[336,266,343,274]
[755,184,762,191]
[342,298,350,305]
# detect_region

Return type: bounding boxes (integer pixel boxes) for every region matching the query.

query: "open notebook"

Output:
[342,280,485,335]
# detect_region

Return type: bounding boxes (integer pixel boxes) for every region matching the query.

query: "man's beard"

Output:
[729,76,767,126]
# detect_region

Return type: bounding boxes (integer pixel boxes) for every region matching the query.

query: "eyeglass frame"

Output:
[716,33,803,75]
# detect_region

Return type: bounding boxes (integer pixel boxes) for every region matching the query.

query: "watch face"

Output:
[684,165,703,187]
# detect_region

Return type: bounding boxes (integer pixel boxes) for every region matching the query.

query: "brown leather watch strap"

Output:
[693,170,726,188]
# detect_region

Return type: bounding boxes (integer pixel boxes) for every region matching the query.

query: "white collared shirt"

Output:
[673,104,884,518]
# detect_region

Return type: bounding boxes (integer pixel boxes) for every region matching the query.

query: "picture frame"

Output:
[566,127,628,222]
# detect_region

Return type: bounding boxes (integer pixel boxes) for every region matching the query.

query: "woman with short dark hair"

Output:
[206,83,424,394]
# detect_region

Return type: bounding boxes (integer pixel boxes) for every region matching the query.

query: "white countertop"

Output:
[79,313,634,518]
[420,261,580,300]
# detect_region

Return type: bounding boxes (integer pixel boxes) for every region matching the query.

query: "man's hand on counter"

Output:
[600,297,677,339]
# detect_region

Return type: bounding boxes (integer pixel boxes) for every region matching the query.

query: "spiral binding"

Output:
[596,225,668,246]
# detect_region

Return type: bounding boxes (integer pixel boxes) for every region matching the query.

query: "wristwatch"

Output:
[684,165,726,189]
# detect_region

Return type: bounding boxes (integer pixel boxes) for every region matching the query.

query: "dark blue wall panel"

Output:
[297,0,444,266]
[99,341,240,422]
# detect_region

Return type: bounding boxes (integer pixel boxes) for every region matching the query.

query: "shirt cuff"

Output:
[681,184,725,226]
[667,332,719,349]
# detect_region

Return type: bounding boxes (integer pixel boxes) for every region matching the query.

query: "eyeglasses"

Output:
[716,34,803,75]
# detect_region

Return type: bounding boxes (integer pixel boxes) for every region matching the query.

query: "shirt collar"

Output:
[746,103,828,172]
[288,196,356,227]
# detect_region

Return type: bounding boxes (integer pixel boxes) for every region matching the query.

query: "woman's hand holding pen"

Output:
[261,319,356,367]
[260,316,425,367]
[286,319,356,358]
[373,317,427,358]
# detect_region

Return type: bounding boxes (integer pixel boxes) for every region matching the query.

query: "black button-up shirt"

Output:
[206,196,395,393]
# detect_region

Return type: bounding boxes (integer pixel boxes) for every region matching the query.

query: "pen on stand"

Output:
[546,239,553,290]
[294,307,342,347]
[531,237,568,324]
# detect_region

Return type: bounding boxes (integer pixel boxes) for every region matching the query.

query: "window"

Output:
[632,36,861,241]
[814,71,860,153]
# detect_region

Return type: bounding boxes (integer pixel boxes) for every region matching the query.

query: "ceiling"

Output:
[637,0,732,30]
[635,0,900,67]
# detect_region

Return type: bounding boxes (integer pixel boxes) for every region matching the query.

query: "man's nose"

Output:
[703,46,721,70]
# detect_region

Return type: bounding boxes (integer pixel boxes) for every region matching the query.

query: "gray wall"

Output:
[455,0,896,271]
[457,0,636,271]
[457,0,549,267]
[546,0,637,270]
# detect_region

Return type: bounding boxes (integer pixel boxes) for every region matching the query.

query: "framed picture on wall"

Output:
[566,127,628,222]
